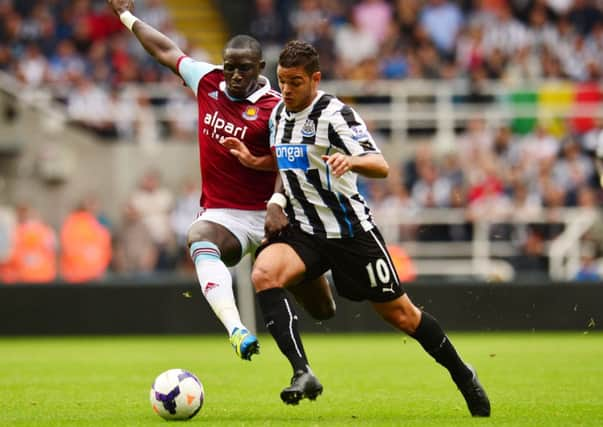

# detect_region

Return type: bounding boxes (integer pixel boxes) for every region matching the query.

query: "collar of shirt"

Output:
[218,75,272,103]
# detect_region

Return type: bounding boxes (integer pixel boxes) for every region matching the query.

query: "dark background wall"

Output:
[1,281,600,335]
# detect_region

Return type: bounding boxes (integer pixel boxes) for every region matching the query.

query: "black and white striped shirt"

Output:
[269,91,380,238]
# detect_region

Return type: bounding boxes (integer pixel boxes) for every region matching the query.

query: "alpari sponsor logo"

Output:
[275,144,309,170]
[202,111,248,142]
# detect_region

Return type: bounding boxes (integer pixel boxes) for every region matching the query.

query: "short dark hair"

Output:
[224,35,262,59]
[278,40,320,75]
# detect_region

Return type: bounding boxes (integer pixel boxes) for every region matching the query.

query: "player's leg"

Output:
[371,296,490,416]
[330,227,489,416]
[252,240,324,404]
[187,216,258,361]
[287,275,336,321]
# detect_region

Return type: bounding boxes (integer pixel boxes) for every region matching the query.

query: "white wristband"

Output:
[267,193,287,209]
[120,11,139,32]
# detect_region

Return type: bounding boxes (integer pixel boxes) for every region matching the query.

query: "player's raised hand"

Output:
[322,153,352,178]
[107,0,133,16]
[222,136,255,166]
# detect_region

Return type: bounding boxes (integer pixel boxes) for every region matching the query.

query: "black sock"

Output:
[411,311,472,385]
[257,288,309,373]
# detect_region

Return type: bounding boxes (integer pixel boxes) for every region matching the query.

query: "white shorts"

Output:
[188,208,266,257]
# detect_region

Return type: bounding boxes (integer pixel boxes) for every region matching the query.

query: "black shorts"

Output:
[258,225,405,303]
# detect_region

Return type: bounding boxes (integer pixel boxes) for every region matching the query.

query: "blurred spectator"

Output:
[60,199,112,283]
[512,226,549,280]
[137,0,171,30]
[310,18,336,79]
[131,90,160,149]
[250,0,287,45]
[0,204,57,283]
[334,8,379,76]
[573,242,601,282]
[552,138,594,204]
[16,43,49,87]
[378,20,409,79]
[419,0,463,58]
[66,73,117,138]
[519,125,560,166]
[411,160,453,208]
[112,201,158,275]
[568,0,603,36]
[0,43,12,71]
[481,3,529,57]
[249,0,288,84]
[170,177,199,249]
[466,168,512,227]
[503,45,542,84]
[0,204,15,264]
[48,39,86,83]
[165,89,197,142]
[353,0,393,44]
[169,177,200,271]
[403,142,434,191]
[456,23,485,73]
[289,0,328,43]
[130,169,176,271]
[107,85,137,139]
[372,171,419,242]
[509,181,543,223]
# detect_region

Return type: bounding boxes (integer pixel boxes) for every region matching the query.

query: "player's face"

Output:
[222,48,264,99]
[277,65,321,113]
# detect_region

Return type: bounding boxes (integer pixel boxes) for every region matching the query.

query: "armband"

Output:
[267,193,287,209]
[120,11,139,32]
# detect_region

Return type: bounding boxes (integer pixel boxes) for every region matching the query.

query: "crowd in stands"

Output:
[1,0,199,140]
[365,120,603,280]
[2,0,603,282]
[250,0,603,82]
[0,169,199,283]
[3,1,603,137]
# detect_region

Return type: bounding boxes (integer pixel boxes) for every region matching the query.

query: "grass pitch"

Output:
[1,332,602,426]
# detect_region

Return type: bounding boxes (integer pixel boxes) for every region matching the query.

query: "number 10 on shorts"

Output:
[366,259,391,287]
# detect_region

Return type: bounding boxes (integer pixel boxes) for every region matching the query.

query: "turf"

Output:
[1,332,602,426]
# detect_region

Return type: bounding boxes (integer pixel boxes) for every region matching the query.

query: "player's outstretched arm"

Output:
[107,0,184,74]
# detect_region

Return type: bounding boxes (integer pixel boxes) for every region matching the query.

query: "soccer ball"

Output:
[150,369,204,420]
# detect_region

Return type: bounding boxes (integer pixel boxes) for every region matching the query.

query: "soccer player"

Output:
[106,1,335,360]
[251,40,491,417]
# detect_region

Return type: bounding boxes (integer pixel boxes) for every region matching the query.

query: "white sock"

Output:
[189,241,244,335]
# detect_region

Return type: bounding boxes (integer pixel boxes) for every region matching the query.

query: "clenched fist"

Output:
[107,0,134,16]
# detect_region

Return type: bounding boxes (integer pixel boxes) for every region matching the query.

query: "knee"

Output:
[251,265,278,292]
[186,228,203,247]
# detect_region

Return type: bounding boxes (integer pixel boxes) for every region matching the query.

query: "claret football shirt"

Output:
[177,56,280,210]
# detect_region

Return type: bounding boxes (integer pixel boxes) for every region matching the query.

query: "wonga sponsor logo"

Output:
[275,144,309,171]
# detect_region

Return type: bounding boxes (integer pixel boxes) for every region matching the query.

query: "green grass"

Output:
[1,332,602,426]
